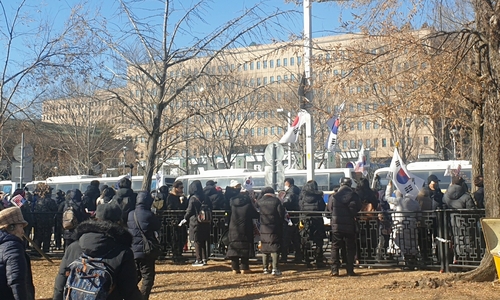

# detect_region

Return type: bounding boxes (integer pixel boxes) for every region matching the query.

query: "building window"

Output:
[390,138,394,146]
[365,104,370,112]
[264,127,268,135]
[283,58,288,66]
[291,74,296,81]
[277,75,281,83]
[276,59,281,67]
[290,57,295,66]
[365,122,370,130]
[297,57,302,65]
[270,76,274,83]
[424,136,429,145]
[257,78,261,86]
[251,128,255,136]
[263,77,268,85]
[349,122,354,131]
[357,104,362,111]
[244,63,248,71]
[250,62,254,70]
[357,122,362,131]
[349,104,354,112]
[263,60,267,69]
[374,121,379,129]
[366,139,371,147]
[343,141,348,149]
[284,75,288,82]
[358,139,363,147]
[350,140,355,148]
[374,138,379,148]
[270,60,274,68]
[278,127,282,134]
[271,127,275,134]
[257,61,261,69]
[382,138,387,147]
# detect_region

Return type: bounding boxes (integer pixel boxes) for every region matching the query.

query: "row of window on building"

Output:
[343,136,430,149]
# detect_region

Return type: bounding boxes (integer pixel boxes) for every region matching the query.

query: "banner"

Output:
[387,148,424,198]
[279,110,307,144]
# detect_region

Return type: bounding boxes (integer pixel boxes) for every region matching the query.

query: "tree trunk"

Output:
[456,252,495,281]
[471,105,483,180]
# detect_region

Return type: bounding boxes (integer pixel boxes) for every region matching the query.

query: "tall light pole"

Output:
[277,108,293,169]
[451,128,458,160]
[303,0,315,181]
[122,146,127,175]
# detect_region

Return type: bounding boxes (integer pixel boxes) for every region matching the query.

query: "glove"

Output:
[287,219,293,226]
[178,219,187,227]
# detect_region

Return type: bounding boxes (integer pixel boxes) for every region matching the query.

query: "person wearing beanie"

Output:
[473,175,484,208]
[423,174,444,209]
[53,202,141,300]
[443,176,475,209]
[127,192,161,300]
[111,177,137,225]
[0,206,35,300]
[257,187,285,275]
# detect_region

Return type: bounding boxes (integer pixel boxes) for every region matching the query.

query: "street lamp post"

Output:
[122,146,127,175]
[451,128,459,160]
[277,108,293,169]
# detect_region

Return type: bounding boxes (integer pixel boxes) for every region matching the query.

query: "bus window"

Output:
[328,173,348,191]
[315,174,329,191]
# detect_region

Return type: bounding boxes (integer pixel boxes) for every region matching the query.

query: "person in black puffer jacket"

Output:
[280,178,302,263]
[62,189,88,250]
[0,207,35,300]
[33,182,58,253]
[299,180,326,268]
[443,176,475,209]
[111,177,137,226]
[473,175,484,209]
[204,180,225,210]
[180,180,212,266]
[83,180,100,213]
[53,203,142,300]
[127,192,161,300]
[227,189,260,274]
[327,177,362,276]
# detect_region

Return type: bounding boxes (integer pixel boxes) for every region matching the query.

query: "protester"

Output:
[54,189,66,250]
[227,183,259,274]
[327,177,362,276]
[204,180,225,210]
[166,181,188,263]
[179,180,212,266]
[299,180,326,268]
[96,187,116,206]
[258,187,285,275]
[62,189,88,250]
[443,176,475,209]
[423,175,444,209]
[0,206,35,300]
[53,202,142,300]
[111,177,137,225]
[33,182,58,254]
[280,178,302,263]
[83,180,100,212]
[473,175,484,208]
[128,192,161,300]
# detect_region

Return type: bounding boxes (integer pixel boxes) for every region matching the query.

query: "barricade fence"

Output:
[29,209,485,272]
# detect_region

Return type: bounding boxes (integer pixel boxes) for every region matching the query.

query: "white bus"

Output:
[371,160,473,191]
[0,181,20,195]
[24,174,176,195]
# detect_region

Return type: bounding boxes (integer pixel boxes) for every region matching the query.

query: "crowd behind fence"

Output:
[32,209,486,272]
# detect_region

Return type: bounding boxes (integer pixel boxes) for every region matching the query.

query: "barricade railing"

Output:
[28,208,486,272]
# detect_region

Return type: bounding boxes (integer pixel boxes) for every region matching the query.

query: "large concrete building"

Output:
[42,30,440,176]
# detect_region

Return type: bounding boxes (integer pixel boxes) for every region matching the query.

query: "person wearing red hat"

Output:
[0,206,35,300]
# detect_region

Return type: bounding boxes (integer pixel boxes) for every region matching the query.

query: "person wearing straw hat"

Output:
[0,206,35,300]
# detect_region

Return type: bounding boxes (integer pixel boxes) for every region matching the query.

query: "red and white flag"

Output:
[279,110,307,144]
[354,144,367,176]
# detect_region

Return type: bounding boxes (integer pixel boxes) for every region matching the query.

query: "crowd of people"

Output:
[0,172,486,299]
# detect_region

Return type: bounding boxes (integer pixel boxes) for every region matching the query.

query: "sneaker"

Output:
[263,268,270,274]
[202,259,208,266]
[330,269,339,277]
[192,260,204,267]
[271,269,282,276]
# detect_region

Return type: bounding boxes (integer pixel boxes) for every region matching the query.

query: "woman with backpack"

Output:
[178,180,212,267]
[53,202,142,300]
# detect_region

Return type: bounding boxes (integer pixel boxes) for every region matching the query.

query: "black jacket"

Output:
[204,185,225,210]
[474,187,484,209]
[283,185,300,211]
[184,181,212,242]
[127,192,161,259]
[111,187,137,225]
[443,184,475,209]
[0,230,35,300]
[423,185,444,209]
[53,220,141,300]
[33,195,58,226]
[62,190,88,240]
[227,192,260,258]
[258,193,285,253]
[83,184,100,212]
[299,181,326,239]
[327,185,362,234]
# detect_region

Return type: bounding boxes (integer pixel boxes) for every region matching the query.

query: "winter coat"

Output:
[385,186,421,229]
[111,187,137,225]
[0,230,35,300]
[184,181,212,243]
[33,195,58,228]
[356,178,379,208]
[204,185,225,210]
[226,192,260,258]
[474,187,484,209]
[53,220,142,300]
[127,192,161,259]
[62,190,88,240]
[327,185,362,234]
[416,190,435,211]
[166,193,188,211]
[224,186,241,211]
[423,185,444,209]
[152,186,168,212]
[282,185,300,212]
[257,193,285,253]
[83,184,100,212]
[443,184,476,209]
[299,181,326,240]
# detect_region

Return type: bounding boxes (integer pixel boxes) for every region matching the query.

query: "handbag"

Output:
[133,211,163,258]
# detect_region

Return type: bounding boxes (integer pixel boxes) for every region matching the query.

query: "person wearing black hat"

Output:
[53,202,142,300]
[327,176,362,276]
[443,176,475,209]
[423,174,444,209]
[204,180,224,210]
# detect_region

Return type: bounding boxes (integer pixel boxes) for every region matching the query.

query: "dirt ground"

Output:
[33,258,500,300]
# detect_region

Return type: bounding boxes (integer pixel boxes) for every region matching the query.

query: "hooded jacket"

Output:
[0,230,35,300]
[226,192,260,258]
[257,191,285,253]
[204,184,225,210]
[83,183,100,212]
[385,185,421,228]
[53,220,141,300]
[63,189,88,240]
[111,182,137,225]
[299,181,326,240]
[184,180,212,242]
[127,192,161,259]
[327,185,362,234]
[443,184,475,209]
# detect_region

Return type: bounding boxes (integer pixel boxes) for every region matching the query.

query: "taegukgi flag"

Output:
[354,144,368,176]
[279,110,307,144]
[387,148,424,198]
[325,116,340,152]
